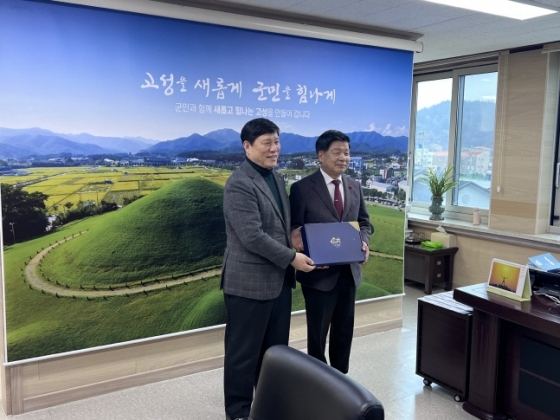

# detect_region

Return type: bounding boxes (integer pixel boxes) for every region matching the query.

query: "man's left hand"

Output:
[361,241,369,265]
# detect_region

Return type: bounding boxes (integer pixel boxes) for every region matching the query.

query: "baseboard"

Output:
[22,355,225,412]
[5,295,402,414]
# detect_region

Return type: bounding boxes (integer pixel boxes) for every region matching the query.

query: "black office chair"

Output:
[250,345,384,420]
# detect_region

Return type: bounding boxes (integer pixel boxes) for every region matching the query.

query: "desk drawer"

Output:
[433,257,447,282]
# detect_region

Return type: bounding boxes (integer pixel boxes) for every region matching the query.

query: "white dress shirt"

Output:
[320,168,344,207]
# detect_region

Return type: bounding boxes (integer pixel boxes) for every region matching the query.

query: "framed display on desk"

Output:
[486,259,532,302]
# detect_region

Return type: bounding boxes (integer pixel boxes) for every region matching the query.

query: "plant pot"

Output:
[429,195,444,221]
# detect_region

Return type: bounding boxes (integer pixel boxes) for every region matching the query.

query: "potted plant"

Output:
[419,166,458,221]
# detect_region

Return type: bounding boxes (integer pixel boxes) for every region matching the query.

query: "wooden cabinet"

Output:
[416,292,473,402]
[404,245,458,294]
[504,326,560,420]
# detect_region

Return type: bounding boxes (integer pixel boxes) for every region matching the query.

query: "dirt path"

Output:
[24,234,401,298]
[24,233,221,298]
[369,250,403,260]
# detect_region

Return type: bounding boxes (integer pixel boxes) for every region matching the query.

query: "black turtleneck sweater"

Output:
[246,157,284,216]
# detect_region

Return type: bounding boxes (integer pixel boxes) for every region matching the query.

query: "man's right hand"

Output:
[291,252,315,272]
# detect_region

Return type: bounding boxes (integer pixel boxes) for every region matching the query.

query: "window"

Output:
[411,76,452,204]
[550,89,560,233]
[410,65,498,219]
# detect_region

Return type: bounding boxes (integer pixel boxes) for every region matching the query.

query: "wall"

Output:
[408,47,560,288]
[490,49,560,234]
[408,222,560,288]
[1,297,402,415]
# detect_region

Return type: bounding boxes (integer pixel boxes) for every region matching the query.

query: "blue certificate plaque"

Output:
[301,222,365,266]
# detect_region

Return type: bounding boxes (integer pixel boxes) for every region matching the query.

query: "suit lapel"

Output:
[273,171,290,228]
[242,161,285,223]
[341,175,352,220]
[311,170,340,220]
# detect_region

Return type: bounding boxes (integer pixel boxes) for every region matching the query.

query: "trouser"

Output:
[301,266,356,373]
[223,279,291,419]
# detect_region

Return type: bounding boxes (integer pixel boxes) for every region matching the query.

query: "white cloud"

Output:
[365,123,378,132]
[417,78,453,110]
[381,124,408,137]
[366,122,408,137]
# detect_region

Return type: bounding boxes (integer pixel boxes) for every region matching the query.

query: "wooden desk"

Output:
[454,284,560,420]
[404,245,458,294]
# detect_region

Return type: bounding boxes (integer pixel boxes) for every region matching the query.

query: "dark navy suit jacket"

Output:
[290,170,371,291]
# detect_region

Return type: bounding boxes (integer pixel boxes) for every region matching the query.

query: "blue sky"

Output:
[417,73,497,110]
[0,0,414,141]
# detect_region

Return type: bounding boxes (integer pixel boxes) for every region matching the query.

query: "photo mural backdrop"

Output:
[0,0,413,361]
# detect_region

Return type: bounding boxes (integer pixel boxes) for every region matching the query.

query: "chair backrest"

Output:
[250,345,384,420]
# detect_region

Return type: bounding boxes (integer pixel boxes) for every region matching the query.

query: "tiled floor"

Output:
[1,283,476,419]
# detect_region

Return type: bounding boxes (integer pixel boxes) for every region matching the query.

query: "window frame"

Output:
[408,64,498,222]
[549,99,560,234]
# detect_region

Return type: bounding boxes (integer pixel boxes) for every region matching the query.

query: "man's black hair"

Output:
[315,130,350,154]
[240,118,280,145]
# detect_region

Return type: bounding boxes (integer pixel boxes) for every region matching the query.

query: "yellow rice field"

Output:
[1,166,232,211]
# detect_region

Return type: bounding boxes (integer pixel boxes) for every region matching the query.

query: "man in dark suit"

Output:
[221,118,315,420]
[290,129,371,374]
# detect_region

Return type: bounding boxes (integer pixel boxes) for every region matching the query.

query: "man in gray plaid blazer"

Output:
[221,118,315,420]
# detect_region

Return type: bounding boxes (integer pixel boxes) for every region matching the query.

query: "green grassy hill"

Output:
[4,179,405,362]
[368,204,405,256]
[42,178,225,286]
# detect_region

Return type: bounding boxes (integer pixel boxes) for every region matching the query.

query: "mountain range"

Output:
[146,128,408,155]
[415,100,495,149]
[0,127,408,159]
[0,127,157,158]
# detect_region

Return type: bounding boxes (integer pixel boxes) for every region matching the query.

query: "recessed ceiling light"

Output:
[423,0,557,20]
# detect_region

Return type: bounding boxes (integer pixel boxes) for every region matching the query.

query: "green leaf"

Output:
[418,166,458,197]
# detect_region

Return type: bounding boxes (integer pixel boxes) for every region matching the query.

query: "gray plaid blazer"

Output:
[221,160,295,300]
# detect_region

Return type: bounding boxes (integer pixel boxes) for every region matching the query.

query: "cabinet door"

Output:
[504,325,560,420]
[404,251,427,283]
[417,302,471,395]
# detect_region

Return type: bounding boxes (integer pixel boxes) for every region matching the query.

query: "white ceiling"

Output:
[178,0,560,62]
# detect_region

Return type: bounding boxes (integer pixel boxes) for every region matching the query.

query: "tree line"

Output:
[1,183,49,244]
[1,183,135,245]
